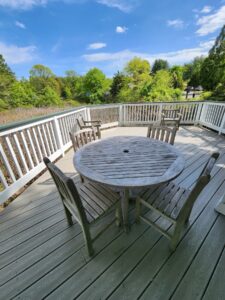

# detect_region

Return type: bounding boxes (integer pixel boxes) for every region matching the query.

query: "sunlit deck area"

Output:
[0,126,225,300]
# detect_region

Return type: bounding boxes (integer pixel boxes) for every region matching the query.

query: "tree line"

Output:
[0,25,224,111]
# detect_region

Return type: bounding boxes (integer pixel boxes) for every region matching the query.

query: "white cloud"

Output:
[196,5,225,36]
[200,5,212,14]
[88,42,107,50]
[0,42,36,64]
[96,0,135,12]
[15,21,26,29]
[167,19,184,29]
[83,40,214,67]
[0,0,47,10]
[116,26,128,33]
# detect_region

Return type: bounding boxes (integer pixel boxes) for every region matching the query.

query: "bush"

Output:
[35,87,62,107]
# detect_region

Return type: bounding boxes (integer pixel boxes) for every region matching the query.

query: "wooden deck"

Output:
[0,126,225,300]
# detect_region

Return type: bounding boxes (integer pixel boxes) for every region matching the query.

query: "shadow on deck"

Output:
[0,126,225,300]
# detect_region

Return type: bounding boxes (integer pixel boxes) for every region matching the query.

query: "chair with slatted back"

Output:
[76,115,101,139]
[161,109,182,129]
[44,157,122,256]
[135,152,219,251]
[147,125,177,145]
[70,128,97,152]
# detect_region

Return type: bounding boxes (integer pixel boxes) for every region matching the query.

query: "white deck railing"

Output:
[0,100,225,204]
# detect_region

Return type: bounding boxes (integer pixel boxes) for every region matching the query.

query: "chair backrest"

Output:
[174,152,219,220]
[162,109,180,119]
[147,125,177,145]
[76,115,84,129]
[43,157,88,224]
[70,128,96,151]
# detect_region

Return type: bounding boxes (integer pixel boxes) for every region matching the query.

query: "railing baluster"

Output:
[0,169,8,188]
[20,131,34,169]
[36,126,47,157]
[41,124,51,156]
[13,133,29,173]
[0,144,16,182]
[26,129,39,165]
[32,127,43,160]
[5,137,23,178]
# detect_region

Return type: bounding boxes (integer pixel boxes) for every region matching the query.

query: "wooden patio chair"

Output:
[44,157,122,256]
[161,109,182,129]
[147,125,177,145]
[69,128,97,152]
[76,115,101,139]
[135,152,219,251]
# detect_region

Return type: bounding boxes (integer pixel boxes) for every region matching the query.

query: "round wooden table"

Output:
[74,136,185,231]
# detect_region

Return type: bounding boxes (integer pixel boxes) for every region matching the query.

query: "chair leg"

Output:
[97,127,101,139]
[116,203,122,227]
[82,224,94,256]
[169,222,184,251]
[64,206,73,226]
[135,197,141,223]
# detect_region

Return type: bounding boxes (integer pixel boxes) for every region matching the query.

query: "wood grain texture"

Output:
[74,136,185,188]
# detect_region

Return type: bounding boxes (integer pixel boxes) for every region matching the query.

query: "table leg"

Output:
[121,188,130,232]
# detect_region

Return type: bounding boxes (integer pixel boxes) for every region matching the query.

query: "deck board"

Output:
[0,126,225,300]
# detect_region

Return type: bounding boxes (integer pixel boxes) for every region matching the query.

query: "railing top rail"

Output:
[0,106,86,133]
[203,101,225,106]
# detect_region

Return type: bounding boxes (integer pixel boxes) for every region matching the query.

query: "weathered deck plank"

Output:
[0,126,225,300]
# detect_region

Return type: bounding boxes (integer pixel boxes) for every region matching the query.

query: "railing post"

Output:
[123,104,127,126]
[53,117,64,157]
[158,103,163,123]
[199,102,207,125]
[119,104,123,126]
[219,107,225,135]
[86,107,91,121]
[195,103,203,125]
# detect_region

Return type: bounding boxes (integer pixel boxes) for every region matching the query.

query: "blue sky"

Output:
[0,0,224,78]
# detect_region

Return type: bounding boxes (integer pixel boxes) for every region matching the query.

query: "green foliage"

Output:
[35,86,62,107]
[29,64,61,96]
[188,56,205,87]
[145,70,181,101]
[201,25,225,91]
[110,71,126,99]
[10,81,33,107]
[83,68,110,103]
[0,54,15,107]
[152,59,169,74]
[125,57,150,80]
[170,66,184,89]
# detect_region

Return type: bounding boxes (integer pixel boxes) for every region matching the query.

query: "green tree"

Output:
[29,64,61,96]
[188,56,205,87]
[0,54,15,109]
[152,59,169,74]
[147,70,181,101]
[110,71,127,100]
[170,65,184,89]
[125,57,150,80]
[35,86,61,107]
[122,57,152,102]
[83,68,109,103]
[10,79,39,107]
[201,25,225,92]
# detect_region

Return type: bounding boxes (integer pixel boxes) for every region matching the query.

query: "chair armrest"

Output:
[80,124,93,129]
[83,120,101,125]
